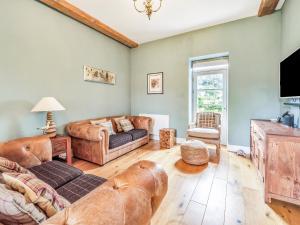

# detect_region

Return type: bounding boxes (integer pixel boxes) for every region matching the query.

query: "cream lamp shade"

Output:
[31,97,65,112]
[31,97,65,137]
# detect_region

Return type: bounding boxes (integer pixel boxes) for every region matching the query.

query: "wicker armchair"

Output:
[187,112,221,153]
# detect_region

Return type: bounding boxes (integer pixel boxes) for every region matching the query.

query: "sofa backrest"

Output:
[68,115,152,133]
[0,136,52,168]
[126,116,152,131]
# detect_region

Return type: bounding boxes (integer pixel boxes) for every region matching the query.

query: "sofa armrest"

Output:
[126,116,152,132]
[42,160,168,225]
[0,136,52,168]
[67,122,109,142]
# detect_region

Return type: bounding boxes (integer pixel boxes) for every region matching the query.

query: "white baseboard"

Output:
[150,134,159,141]
[227,145,250,154]
[176,138,186,144]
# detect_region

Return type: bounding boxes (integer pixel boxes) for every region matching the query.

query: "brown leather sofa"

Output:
[67,115,152,165]
[0,136,168,225]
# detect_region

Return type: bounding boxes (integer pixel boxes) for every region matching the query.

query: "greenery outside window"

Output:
[196,74,223,113]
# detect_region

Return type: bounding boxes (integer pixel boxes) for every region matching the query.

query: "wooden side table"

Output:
[50,135,72,165]
[159,128,176,149]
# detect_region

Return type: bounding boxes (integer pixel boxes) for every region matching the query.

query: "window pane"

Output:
[197,74,223,90]
[197,90,223,113]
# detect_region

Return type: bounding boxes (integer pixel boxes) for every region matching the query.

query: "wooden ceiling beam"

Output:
[258,0,280,17]
[39,0,139,48]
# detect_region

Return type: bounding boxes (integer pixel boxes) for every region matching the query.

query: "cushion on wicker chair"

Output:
[187,128,219,139]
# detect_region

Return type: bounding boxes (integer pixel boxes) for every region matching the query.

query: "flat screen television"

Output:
[280,48,300,98]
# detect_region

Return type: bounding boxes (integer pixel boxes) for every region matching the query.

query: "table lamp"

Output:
[31,97,66,137]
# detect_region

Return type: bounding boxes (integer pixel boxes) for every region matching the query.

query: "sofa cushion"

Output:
[0,157,30,174]
[119,119,134,132]
[29,160,83,189]
[90,118,106,125]
[97,121,116,135]
[2,172,70,217]
[57,174,106,203]
[113,116,125,132]
[109,133,133,149]
[187,128,220,139]
[0,184,46,225]
[126,129,148,141]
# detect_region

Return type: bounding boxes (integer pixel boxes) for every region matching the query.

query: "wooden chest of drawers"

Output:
[251,120,300,205]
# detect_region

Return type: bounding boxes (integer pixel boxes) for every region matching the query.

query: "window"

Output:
[196,73,223,113]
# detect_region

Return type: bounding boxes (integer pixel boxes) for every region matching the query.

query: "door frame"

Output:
[188,52,229,145]
[192,69,228,145]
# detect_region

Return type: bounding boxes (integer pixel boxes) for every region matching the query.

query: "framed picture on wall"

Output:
[147,72,164,94]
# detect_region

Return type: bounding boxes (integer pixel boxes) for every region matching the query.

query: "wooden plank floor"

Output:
[73,141,300,225]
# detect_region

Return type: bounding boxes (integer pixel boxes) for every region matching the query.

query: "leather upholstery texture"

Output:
[0,136,168,225]
[0,136,52,168]
[42,160,168,225]
[67,116,152,165]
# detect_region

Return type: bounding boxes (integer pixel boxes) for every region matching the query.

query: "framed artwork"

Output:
[147,72,164,94]
[84,65,116,85]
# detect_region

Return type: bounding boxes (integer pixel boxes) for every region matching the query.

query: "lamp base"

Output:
[45,112,57,137]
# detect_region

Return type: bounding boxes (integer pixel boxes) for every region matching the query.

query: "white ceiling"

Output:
[68,0,285,44]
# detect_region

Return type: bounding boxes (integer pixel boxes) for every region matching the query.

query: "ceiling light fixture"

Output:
[133,0,163,20]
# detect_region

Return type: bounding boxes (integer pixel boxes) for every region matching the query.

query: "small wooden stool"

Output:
[159,128,176,149]
[181,140,209,165]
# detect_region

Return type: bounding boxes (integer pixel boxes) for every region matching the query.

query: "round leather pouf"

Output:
[181,140,209,165]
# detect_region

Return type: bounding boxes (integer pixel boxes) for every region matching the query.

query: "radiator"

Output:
[139,114,169,140]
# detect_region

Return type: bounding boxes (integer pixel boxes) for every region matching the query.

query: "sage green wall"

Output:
[281,0,300,58]
[0,0,131,141]
[0,0,284,145]
[131,13,282,146]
